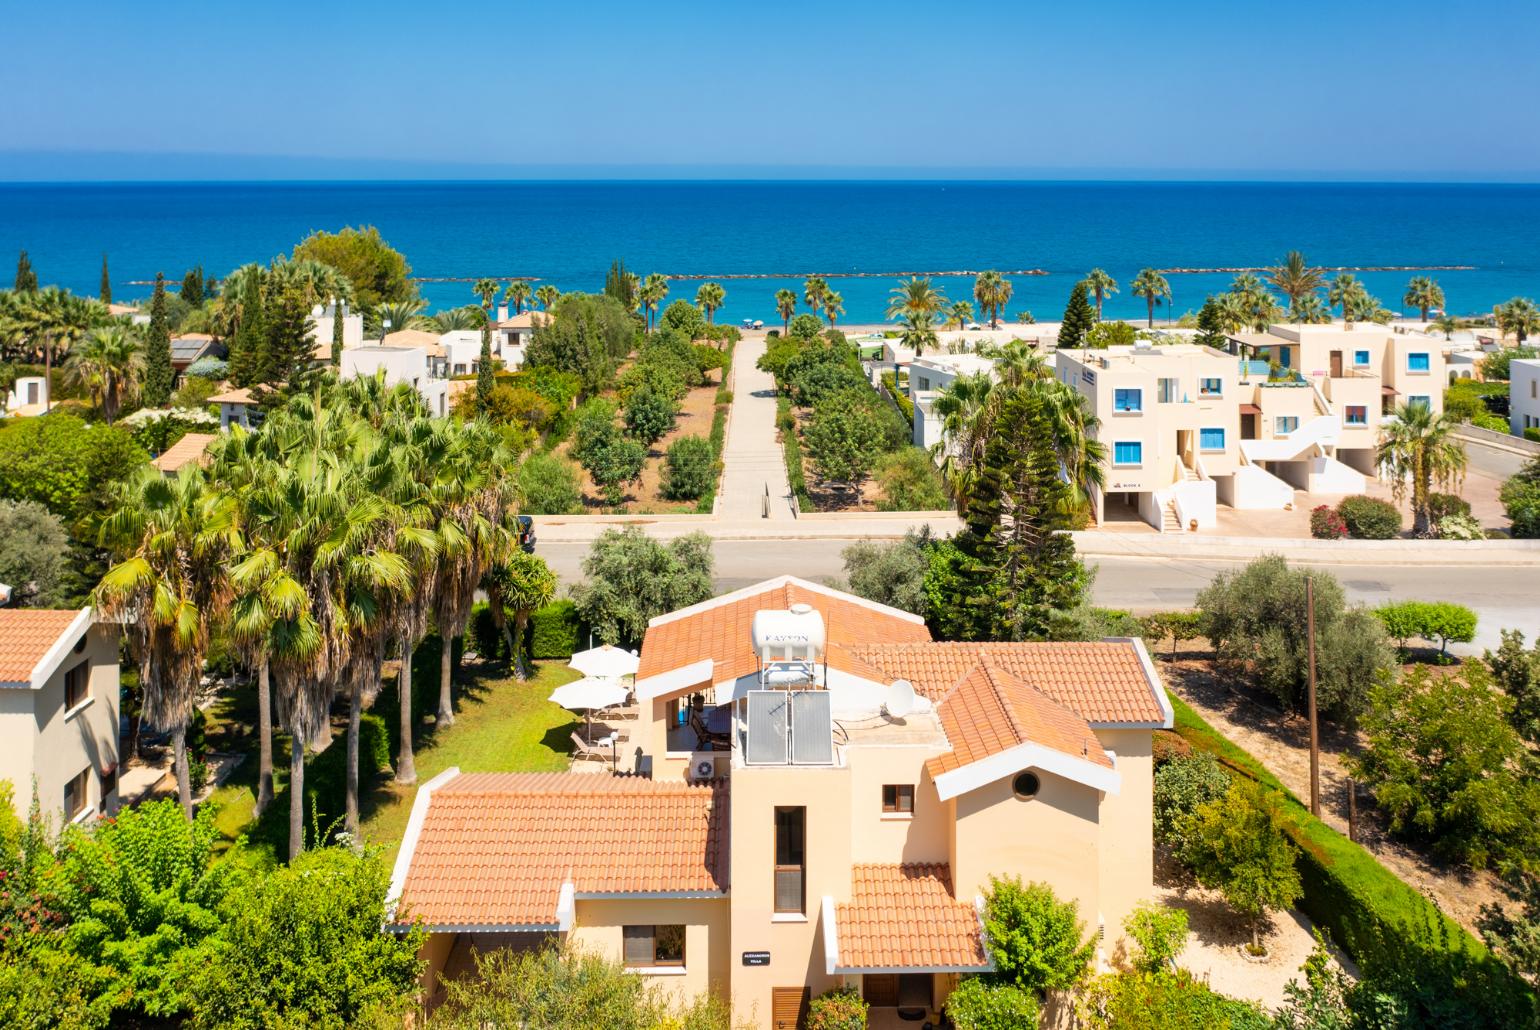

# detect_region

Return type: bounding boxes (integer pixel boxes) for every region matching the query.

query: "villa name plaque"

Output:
[741,951,770,966]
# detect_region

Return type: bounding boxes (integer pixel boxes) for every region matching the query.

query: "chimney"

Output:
[496,304,508,323]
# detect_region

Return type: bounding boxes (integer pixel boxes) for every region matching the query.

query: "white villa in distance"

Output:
[906,321,1449,532]
[1512,358,1540,438]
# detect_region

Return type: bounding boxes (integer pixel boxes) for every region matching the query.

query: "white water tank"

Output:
[751,603,827,661]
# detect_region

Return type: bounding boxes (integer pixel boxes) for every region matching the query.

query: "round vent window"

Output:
[1012,771,1041,800]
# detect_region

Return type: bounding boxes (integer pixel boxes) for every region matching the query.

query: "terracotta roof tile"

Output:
[396,773,728,928]
[848,640,1164,725]
[151,433,217,473]
[637,578,930,686]
[926,662,1114,779]
[835,864,989,970]
[0,609,85,685]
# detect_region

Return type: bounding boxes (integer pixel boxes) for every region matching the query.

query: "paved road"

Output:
[537,539,1540,654]
[716,333,794,520]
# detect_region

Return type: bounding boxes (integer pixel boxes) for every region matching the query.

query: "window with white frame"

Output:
[1199,378,1222,397]
[1199,427,1225,451]
[1407,353,1430,373]
[1354,349,1370,367]
[1409,395,1431,410]
[1113,388,1142,413]
[1275,416,1299,435]
[1158,378,1179,403]
[1113,441,1143,466]
[1344,405,1368,426]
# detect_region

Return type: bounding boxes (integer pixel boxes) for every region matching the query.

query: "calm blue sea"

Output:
[2,180,1537,324]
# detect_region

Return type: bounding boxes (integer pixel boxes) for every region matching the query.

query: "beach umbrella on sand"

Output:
[549,676,630,742]
[568,644,640,680]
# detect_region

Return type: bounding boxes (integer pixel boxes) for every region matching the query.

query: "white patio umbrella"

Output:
[567,644,640,680]
[549,676,631,743]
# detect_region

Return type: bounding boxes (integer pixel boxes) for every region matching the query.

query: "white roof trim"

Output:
[573,890,727,900]
[933,741,1121,802]
[822,896,839,976]
[21,608,93,690]
[386,920,561,934]
[832,961,993,974]
[645,575,926,629]
[1108,635,1175,729]
[384,765,461,924]
[556,881,576,932]
[635,658,715,703]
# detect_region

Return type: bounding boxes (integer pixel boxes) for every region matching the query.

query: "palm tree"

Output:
[505,280,533,315]
[369,299,430,338]
[473,278,501,312]
[775,289,797,334]
[898,311,938,357]
[1130,269,1171,329]
[822,291,844,328]
[12,288,106,413]
[1328,273,1364,329]
[484,552,556,680]
[95,467,236,819]
[1403,276,1445,321]
[803,276,829,318]
[695,282,726,324]
[1268,251,1324,320]
[535,285,559,311]
[1228,275,1284,333]
[948,301,974,331]
[269,258,354,314]
[1377,403,1467,536]
[640,274,669,332]
[887,276,946,322]
[972,271,1013,330]
[1497,297,1540,344]
[1290,296,1331,325]
[430,307,485,333]
[931,372,997,507]
[65,324,143,425]
[1082,269,1118,320]
[1431,314,1460,340]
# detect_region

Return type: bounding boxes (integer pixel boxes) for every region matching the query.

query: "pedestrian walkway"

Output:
[718,334,795,519]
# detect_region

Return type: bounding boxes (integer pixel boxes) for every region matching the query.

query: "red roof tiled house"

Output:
[389,577,1172,1025]
[0,609,122,824]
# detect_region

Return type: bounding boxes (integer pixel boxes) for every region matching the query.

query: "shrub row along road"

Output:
[536,539,1540,654]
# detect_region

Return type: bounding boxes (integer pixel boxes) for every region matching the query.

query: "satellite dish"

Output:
[885,679,916,719]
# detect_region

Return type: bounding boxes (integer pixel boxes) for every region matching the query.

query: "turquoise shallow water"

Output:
[2,180,1537,324]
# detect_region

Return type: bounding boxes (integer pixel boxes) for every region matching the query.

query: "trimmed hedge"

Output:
[1337,494,1401,539]
[530,599,581,658]
[1169,694,1532,1023]
[879,371,914,425]
[1373,600,1478,654]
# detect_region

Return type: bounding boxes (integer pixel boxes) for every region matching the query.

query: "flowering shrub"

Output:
[1309,505,1347,539]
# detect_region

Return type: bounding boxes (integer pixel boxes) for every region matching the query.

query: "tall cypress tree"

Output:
[229,272,265,387]
[181,266,205,307]
[477,314,495,415]
[263,286,313,388]
[14,250,37,291]
[99,253,112,303]
[142,273,174,407]
[331,301,345,366]
[1059,282,1097,350]
[934,389,1087,641]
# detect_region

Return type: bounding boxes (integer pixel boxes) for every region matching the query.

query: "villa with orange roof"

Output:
[0,609,121,825]
[388,576,1172,1027]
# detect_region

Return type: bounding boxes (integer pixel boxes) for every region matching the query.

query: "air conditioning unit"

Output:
[691,754,717,781]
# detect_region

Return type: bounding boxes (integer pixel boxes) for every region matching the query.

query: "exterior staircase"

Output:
[1180,463,1200,483]
[1161,500,1182,532]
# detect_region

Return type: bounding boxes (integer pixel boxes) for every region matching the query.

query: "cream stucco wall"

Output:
[1093,729,1155,956]
[843,741,949,865]
[0,623,119,825]
[729,763,852,1028]
[571,896,732,1007]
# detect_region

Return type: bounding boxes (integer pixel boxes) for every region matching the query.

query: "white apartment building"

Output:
[908,353,1000,450]
[1512,358,1540,438]
[341,343,449,417]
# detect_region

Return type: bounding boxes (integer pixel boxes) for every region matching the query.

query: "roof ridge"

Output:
[977,658,1031,749]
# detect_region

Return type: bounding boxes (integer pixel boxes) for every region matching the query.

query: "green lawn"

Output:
[201,659,580,864]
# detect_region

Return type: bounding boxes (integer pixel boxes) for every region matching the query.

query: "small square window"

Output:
[882,784,914,814]
[63,768,90,821]
[1157,378,1179,403]
[1409,395,1431,411]
[1199,427,1225,451]
[1113,388,1142,413]
[1113,441,1143,466]
[1275,416,1299,436]
[1408,353,1430,373]
[1199,378,1222,396]
[623,925,686,967]
[1354,350,1370,367]
[1344,405,1367,426]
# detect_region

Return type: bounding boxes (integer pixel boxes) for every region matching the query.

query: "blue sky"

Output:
[5,0,1539,181]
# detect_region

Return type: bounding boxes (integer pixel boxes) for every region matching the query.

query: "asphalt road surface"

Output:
[537,539,1540,653]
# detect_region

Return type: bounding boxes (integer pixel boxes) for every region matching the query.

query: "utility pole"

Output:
[1306,574,1321,818]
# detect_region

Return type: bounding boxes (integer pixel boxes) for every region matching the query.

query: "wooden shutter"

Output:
[863,974,899,1007]
[622,925,653,966]
[771,986,810,1029]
